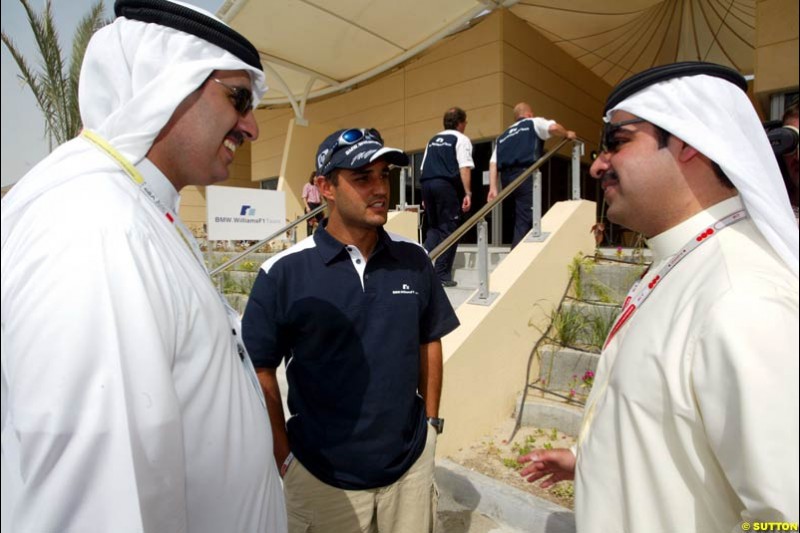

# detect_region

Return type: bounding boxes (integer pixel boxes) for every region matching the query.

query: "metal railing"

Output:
[429,138,584,305]
[209,138,585,281]
[209,203,326,276]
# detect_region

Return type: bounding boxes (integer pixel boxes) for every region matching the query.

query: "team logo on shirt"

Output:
[429,137,453,148]
[392,283,418,295]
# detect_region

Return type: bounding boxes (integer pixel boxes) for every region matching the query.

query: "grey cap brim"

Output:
[370,146,409,167]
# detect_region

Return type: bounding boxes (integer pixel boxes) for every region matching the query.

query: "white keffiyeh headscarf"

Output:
[2,0,266,246]
[606,69,799,277]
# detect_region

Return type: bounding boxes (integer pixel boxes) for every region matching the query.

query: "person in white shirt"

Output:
[1,1,287,532]
[518,62,799,532]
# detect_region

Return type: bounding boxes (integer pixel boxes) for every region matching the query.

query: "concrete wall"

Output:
[754,0,799,102]
[436,200,596,458]
[500,10,610,160]
[384,210,420,243]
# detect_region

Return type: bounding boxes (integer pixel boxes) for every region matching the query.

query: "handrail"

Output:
[429,137,571,261]
[209,203,326,276]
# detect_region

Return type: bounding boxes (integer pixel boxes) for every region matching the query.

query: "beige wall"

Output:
[278,120,332,239]
[754,0,799,103]
[384,210,420,242]
[500,10,610,159]
[249,8,607,193]
[437,200,597,457]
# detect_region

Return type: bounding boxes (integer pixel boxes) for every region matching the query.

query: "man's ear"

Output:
[317,175,336,202]
[677,141,702,163]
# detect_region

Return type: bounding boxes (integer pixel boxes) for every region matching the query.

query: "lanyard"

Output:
[603,209,748,349]
[81,130,267,409]
[577,208,748,450]
[81,130,206,270]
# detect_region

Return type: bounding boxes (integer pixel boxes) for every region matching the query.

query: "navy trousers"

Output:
[501,167,533,248]
[422,178,460,282]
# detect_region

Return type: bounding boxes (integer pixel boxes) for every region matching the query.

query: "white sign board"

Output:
[206,186,286,241]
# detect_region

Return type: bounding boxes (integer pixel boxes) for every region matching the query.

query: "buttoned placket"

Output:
[345,246,369,290]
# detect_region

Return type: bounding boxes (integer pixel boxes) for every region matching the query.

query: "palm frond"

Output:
[1,30,59,147]
[2,0,108,148]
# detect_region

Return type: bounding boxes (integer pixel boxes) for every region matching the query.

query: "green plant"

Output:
[550,481,575,500]
[239,260,259,272]
[502,457,523,470]
[568,253,596,301]
[551,305,586,347]
[2,0,108,148]
[587,308,619,351]
[511,441,533,457]
[543,441,553,450]
[588,279,614,304]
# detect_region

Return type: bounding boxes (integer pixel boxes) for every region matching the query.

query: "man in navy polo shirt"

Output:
[420,106,474,286]
[487,102,576,247]
[242,128,460,533]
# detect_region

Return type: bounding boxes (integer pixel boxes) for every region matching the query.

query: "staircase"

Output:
[513,248,650,438]
[444,245,511,308]
[205,251,275,314]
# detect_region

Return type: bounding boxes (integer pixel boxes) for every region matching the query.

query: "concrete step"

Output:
[595,246,652,263]
[452,245,511,271]
[538,346,599,392]
[205,251,274,271]
[436,459,574,533]
[551,301,620,350]
[574,260,647,304]
[514,395,585,438]
[444,285,477,309]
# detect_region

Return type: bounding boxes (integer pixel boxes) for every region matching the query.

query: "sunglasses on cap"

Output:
[599,118,646,154]
[320,128,384,169]
[209,77,254,116]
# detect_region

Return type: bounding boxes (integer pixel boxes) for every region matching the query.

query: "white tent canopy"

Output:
[219,0,754,120]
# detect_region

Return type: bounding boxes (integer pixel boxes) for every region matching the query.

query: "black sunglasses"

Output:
[599,118,646,154]
[320,128,383,172]
[209,77,254,116]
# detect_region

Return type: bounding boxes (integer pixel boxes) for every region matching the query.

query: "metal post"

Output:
[571,141,584,200]
[532,169,542,237]
[468,219,499,306]
[399,167,407,209]
[477,219,489,300]
[525,169,549,243]
[491,188,502,246]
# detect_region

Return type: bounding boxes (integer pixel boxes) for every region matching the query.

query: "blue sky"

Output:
[1,0,222,187]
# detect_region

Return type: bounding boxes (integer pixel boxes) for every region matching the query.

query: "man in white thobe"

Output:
[1,1,287,532]
[518,62,799,532]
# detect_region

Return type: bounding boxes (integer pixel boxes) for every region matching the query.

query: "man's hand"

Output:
[487,188,498,202]
[462,194,472,212]
[566,130,577,140]
[518,448,576,488]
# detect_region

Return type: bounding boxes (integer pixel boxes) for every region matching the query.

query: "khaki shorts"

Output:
[283,428,438,533]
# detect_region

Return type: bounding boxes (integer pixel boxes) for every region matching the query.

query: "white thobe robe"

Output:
[1,157,286,532]
[575,196,799,532]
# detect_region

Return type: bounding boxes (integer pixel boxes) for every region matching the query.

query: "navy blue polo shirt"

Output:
[494,117,552,171]
[420,129,474,183]
[242,223,459,490]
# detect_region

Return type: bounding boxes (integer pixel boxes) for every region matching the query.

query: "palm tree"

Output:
[1,0,107,150]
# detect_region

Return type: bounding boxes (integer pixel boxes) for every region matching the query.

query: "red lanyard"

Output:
[604,209,748,349]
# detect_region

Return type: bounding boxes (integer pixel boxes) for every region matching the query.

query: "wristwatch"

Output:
[427,417,445,435]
